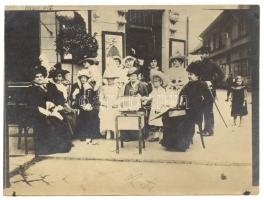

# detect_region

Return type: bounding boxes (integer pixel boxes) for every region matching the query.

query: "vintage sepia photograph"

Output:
[3,4,259,196]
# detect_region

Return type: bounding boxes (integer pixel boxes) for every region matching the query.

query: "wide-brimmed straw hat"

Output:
[170,51,185,63]
[77,69,90,78]
[103,68,120,79]
[123,56,136,64]
[150,70,168,87]
[78,56,99,65]
[127,67,140,76]
[112,56,122,64]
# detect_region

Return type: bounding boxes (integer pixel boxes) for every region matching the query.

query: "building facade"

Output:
[5,7,188,84]
[196,7,259,86]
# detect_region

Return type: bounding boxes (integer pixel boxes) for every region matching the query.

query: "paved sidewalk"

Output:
[39,89,252,166]
[8,90,253,172]
[4,90,255,195]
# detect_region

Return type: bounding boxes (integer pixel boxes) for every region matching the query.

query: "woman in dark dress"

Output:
[70,69,101,143]
[161,61,209,151]
[230,76,248,127]
[47,63,77,136]
[28,65,72,155]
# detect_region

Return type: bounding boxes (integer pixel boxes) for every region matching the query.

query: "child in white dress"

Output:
[144,70,167,142]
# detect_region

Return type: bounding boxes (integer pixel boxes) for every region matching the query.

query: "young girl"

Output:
[71,69,101,143]
[99,69,121,139]
[145,70,167,142]
[230,76,248,127]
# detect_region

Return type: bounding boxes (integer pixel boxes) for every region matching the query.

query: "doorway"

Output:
[125,10,163,69]
[5,11,40,82]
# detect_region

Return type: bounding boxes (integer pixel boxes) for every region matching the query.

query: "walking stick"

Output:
[198,122,206,149]
[208,89,228,128]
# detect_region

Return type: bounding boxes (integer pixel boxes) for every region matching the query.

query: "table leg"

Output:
[121,133,124,148]
[143,127,145,149]
[24,127,28,154]
[116,117,119,154]
[138,117,142,154]
[17,125,22,149]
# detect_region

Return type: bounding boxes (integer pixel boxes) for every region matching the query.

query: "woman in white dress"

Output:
[99,68,121,139]
[167,52,188,90]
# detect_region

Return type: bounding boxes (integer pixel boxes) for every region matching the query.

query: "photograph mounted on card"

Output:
[102,31,125,72]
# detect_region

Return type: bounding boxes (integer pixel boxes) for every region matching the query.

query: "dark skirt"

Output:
[75,110,100,139]
[33,115,72,155]
[161,114,195,151]
[231,101,248,117]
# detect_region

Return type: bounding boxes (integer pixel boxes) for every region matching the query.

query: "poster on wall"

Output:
[169,38,186,67]
[102,31,125,72]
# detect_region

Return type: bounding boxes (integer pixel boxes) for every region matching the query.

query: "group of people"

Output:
[27,46,248,155]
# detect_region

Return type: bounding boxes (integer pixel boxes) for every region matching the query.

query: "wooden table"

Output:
[115,112,145,154]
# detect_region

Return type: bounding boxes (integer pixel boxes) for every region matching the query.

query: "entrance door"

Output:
[125,10,163,69]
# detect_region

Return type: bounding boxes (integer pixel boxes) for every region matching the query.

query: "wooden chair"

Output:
[6,83,34,155]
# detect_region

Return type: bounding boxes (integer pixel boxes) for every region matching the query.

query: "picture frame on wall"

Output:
[169,38,186,68]
[102,31,125,72]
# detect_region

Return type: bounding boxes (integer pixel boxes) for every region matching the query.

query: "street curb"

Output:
[9,156,45,178]
[38,155,251,167]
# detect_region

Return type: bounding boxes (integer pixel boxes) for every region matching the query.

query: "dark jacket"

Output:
[70,82,100,110]
[179,80,209,123]
[46,82,66,106]
[200,59,224,86]
[124,81,149,97]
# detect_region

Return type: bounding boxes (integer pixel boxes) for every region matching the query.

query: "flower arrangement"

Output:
[55,12,98,63]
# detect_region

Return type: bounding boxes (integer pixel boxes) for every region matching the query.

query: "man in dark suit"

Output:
[199,46,224,136]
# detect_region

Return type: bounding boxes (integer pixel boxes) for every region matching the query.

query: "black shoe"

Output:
[208,130,214,136]
[80,138,86,141]
[149,138,159,142]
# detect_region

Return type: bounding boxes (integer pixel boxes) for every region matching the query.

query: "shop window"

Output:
[241,59,249,76]
[231,22,239,41]
[238,19,248,38]
[215,34,220,50]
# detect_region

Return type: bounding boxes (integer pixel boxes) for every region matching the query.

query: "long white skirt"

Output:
[99,106,119,132]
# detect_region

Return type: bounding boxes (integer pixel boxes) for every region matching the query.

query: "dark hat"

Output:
[199,46,210,54]
[186,61,203,76]
[133,59,142,69]
[149,56,158,62]
[78,56,99,65]
[127,67,140,76]
[31,65,47,80]
[49,63,69,78]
